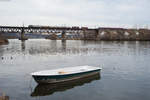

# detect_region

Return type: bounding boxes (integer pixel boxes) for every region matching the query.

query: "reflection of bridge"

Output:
[0,25,150,41]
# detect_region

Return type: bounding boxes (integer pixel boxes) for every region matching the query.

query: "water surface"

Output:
[0,39,150,100]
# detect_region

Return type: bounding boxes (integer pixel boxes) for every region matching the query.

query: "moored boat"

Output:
[31,65,102,84]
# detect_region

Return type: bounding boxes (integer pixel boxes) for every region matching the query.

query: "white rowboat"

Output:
[31,65,102,84]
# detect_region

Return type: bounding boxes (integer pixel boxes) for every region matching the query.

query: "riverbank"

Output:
[0,93,9,100]
[0,96,9,100]
[0,38,9,44]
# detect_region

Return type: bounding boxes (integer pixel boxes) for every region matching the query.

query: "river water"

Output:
[0,39,150,100]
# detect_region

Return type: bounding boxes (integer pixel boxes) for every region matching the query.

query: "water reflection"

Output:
[50,40,57,51]
[31,73,100,97]
[2,39,150,56]
[0,39,9,59]
[61,40,66,52]
[0,45,4,60]
[0,38,9,45]
[21,40,26,52]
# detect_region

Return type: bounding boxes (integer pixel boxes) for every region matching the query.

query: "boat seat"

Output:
[58,71,68,74]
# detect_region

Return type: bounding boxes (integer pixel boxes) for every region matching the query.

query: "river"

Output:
[0,39,150,100]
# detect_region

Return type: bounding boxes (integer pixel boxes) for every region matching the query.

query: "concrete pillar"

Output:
[21,28,24,40]
[82,29,87,40]
[19,28,28,40]
[61,30,66,40]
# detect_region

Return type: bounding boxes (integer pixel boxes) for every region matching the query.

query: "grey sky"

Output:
[0,0,150,28]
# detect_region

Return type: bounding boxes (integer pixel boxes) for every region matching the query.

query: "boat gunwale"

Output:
[32,68,101,77]
[31,66,102,76]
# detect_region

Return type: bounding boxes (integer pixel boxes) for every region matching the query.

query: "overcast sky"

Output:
[0,0,150,28]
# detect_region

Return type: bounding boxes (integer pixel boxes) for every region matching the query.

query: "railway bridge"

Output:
[0,25,84,40]
[0,25,150,41]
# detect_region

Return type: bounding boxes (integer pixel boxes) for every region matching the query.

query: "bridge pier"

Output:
[19,27,28,41]
[61,30,66,40]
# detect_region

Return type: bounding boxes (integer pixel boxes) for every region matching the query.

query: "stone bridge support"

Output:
[61,30,66,40]
[19,27,28,41]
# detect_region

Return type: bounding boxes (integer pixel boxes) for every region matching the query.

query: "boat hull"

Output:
[32,69,100,84]
[31,73,100,96]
